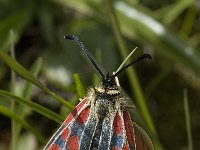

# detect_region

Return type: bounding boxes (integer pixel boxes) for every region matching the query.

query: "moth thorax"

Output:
[95,86,120,96]
[95,97,115,119]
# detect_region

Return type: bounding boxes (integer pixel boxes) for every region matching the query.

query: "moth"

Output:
[44,35,154,150]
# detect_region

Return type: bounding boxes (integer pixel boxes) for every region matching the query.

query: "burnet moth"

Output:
[44,35,154,150]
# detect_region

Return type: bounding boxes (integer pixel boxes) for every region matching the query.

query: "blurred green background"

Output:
[0,0,199,150]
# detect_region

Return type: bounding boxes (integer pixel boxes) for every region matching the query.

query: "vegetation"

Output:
[0,0,199,149]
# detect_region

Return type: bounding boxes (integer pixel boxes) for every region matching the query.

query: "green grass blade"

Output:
[0,90,64,124]
[56,1,200,74]
[0,50,50,92]
[106,0,156,134]
[114,2,200,74]
[184,89,193,150]
[49,92,74,110]
[9,29,17,150]
[22,57,43,100]
[15,57,43,144]
[106,1,163,149]
[0,105,45,143]
[0,51,48,91]
[163,0,193,24]
[73,73,86,98]
[0,50,75,110]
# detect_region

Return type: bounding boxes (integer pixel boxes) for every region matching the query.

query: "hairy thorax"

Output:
[89,85,123,119]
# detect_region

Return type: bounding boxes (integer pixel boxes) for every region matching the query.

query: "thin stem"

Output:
[184,89,193,150]
[106,2,166,149]
[10,29,17,150]
[106,0,156,133]
[115,47,137,74]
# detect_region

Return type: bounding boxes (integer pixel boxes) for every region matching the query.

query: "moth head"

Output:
[94,74,119,95]
[102,74,117,87]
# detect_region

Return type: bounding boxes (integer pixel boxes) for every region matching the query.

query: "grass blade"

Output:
[0,105,45,143]
[106,1,163,149]
[22,57,43,100]
[0,50,75,110]
[9,29,17,150]
[106,0,156,135]
[114,2,200,74]
[0,90,64,124]
[73,73,86,98]
[15,57,43,144]
[184,89,193,150]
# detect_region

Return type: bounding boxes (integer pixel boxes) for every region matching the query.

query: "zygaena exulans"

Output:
[44,35,154,150]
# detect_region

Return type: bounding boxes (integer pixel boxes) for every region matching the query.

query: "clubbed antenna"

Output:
[64,35,105,78]
[113,54,152,78]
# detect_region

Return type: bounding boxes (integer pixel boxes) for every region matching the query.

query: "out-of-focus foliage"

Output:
[0,0,199,149]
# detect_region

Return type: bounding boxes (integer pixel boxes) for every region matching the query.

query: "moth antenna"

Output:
[64,35,105,78]
[113,54,152,78]
[115,47,137,74]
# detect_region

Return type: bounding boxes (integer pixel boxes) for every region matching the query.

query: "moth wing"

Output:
[111,111,131,150]
[133,122,154,150]
[123,110,136,150]
[43,99,89,150]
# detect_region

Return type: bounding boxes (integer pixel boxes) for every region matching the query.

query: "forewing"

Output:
[111,111,130,150]
[44,99,89,150]
[123,110,136,150]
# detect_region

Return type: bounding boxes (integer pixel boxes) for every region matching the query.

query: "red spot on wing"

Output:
[67,135,79,150]
[76,106,91,124]
[49,143,60,150]
[122,144,129,150]
[61,128,70,139]
[123,110,136,149]
[113,112,123,135]
[63,99,87,126]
